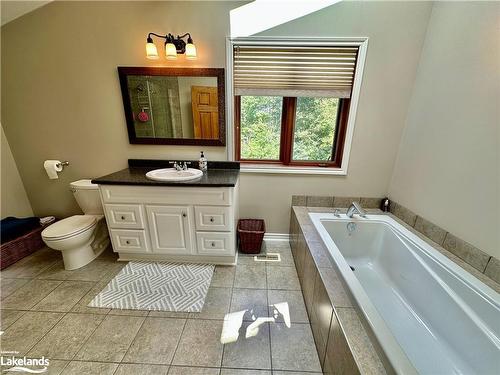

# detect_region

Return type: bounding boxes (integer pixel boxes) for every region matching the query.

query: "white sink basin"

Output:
[145,168,203,182]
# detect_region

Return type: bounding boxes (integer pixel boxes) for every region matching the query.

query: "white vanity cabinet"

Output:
[99,184,238,264]
[146,205,194,255]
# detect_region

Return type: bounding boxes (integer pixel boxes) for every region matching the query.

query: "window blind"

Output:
[233,45,358,98]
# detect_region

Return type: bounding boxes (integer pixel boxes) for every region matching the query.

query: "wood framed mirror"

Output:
[118,67,225,146]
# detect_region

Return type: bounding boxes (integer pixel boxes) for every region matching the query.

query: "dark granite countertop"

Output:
[91,159,240,187]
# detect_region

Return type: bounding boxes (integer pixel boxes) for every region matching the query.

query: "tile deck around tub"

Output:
[0,244,322,375]
[292,204,500,375]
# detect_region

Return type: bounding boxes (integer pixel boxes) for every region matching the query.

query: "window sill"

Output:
[240,164,347,176]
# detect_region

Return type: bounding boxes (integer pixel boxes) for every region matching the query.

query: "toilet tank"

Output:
[70,179,103,215]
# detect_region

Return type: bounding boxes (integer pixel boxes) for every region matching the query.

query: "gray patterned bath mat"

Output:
[89,261,215,312]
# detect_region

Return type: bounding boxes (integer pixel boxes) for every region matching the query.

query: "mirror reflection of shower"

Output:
[128,75,184,139]
[124,74,220,141]
[136,81,156,137]
[220,302,291,344]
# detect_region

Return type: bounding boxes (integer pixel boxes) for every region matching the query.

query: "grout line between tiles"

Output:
[58,360,71,373]
[121,314,149,364]
[71,310,110,361]
[0,309,27,330]
[22,310,67,358]
[0,278,32,299]
[2,279,64,311]
[262,253,276,372]
[5,244,317,373]
[220,264,239,366]
[481,256,492,273]
[120,315,148,363]
[442,231,450,250]
[110,361,121,375]
[168,317,188,367]
[36,360,314,375]
[63,316,104,362]
[220,288,233,368]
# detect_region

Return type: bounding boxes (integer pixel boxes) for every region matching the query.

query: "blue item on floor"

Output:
[1,216,41,244]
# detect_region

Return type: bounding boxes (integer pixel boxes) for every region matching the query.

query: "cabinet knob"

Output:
[126,240,130,245]
[121,216,125,220]
[182,213,187,218]
[210,217,214,222]
[211,242,215,247]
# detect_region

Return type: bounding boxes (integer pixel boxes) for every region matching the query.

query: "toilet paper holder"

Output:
[57,161,70,169]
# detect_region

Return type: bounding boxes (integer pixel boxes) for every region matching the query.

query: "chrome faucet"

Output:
[169,161,183,171]
[346,201,366,218]
[170,161,191,171]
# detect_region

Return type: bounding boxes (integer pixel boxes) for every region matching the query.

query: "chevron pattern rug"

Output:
[88,261,215,312]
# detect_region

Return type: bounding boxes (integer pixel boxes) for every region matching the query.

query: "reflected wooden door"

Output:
[191,86,219,139]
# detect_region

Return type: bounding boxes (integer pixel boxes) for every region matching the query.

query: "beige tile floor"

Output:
[0,242,322,375]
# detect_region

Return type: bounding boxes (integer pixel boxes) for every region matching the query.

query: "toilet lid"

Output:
[42,215,97,240]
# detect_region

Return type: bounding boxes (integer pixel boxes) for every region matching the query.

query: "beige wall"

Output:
[1,1,432,232]
[1,1,235,218]
[389,2,500,258]
[244,1,432,232]
[1,125,34,218]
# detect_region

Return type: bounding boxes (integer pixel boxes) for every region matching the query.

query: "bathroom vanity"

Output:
[92,159,239,264]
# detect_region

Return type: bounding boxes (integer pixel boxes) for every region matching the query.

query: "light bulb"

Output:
[145,36,159,60]
[185,43,197,60]
[165,43,177,60]
[146,42,159,60]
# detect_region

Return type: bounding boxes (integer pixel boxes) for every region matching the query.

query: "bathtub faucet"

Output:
[346,201,366,218]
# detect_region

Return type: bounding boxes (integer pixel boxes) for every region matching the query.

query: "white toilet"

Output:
[42,179,110,270]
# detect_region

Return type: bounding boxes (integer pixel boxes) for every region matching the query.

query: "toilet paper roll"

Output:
[44,160,63,179]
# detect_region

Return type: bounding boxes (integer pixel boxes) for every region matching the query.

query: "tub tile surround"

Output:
[442,232,490,273]
[290,199,500,374]
[390,200,499,282]
[294,195,500,284]
[290,205,387,375]
[413,216,447,245]
[388,201,417,227]
[389,214,500,293]
[306,196,334,208]
[485,257,500,283]
[1,243,323,375]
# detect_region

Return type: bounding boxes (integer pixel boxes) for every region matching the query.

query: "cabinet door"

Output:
[109,229,150,253]
[146,205,194,254]
[194,206,232,232]
[105,204,145,229]
[196,232,234,256]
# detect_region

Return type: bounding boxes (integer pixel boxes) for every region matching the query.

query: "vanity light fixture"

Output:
[145,32,197,60]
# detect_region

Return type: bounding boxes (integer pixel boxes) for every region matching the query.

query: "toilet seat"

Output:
[42,215,98,240]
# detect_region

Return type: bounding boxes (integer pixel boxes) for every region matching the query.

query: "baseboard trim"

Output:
[117,252,237,265]
[264,233,290,241]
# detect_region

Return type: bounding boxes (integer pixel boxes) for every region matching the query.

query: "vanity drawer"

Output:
[196,232,234,256]
[105,204,145,229]
[194,206,232,232]
[110,229,150,253]
[100,185,233,206]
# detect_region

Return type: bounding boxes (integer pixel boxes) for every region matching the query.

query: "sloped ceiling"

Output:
[1,1,52,26]
[230,0,342,37]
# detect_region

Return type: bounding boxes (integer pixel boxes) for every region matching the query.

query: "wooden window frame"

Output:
[234,96,350,168]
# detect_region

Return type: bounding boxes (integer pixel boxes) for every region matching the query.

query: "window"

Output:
[232,42,359,169]
[235,95,349,167]
[239,96,282,160]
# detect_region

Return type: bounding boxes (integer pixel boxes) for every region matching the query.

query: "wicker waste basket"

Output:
[237,219,265,254]
[0,226,45,270]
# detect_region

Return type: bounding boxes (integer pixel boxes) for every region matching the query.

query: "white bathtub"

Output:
[309,213,500,375]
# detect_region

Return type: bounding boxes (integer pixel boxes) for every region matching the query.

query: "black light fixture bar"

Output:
[145,32,197,60]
